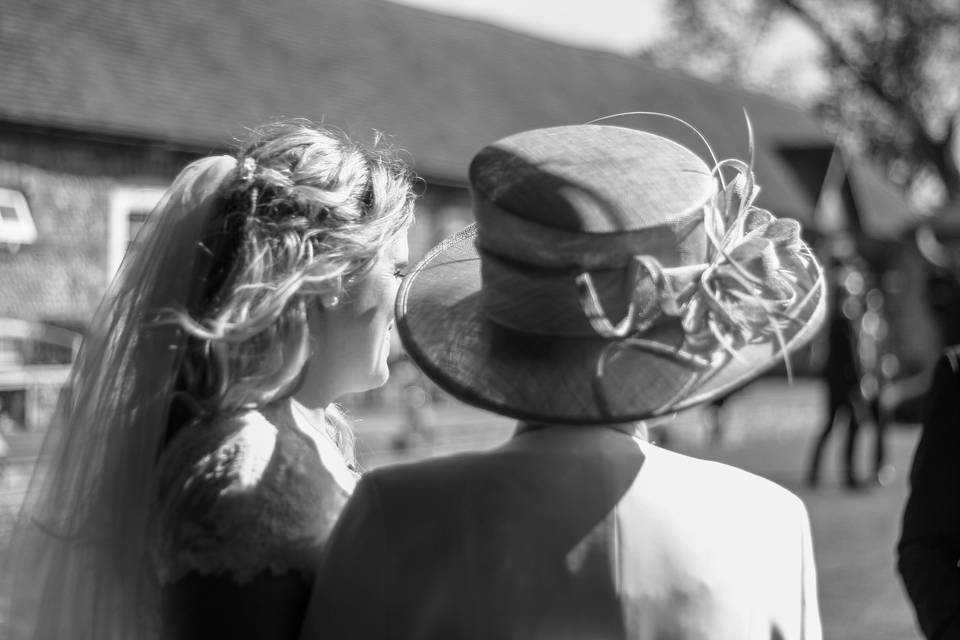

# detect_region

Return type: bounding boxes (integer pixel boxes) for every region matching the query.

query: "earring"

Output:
[321,275,342,309]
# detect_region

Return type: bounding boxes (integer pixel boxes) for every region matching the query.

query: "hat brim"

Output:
[397,224,826,425]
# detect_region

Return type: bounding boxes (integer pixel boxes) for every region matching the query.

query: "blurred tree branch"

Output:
[643,0,960,209]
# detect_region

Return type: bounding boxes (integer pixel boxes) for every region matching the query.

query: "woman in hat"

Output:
[3,121,416,639]
[299,123,825,640]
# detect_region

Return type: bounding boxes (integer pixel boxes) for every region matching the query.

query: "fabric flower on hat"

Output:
[681,169,816,364]
[584,160,820,382]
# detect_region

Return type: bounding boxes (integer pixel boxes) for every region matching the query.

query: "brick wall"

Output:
[0,127,206,329]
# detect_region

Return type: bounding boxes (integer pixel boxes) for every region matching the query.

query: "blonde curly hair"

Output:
[165,121,417,454]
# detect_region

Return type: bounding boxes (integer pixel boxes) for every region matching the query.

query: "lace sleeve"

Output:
[153,411,354,585]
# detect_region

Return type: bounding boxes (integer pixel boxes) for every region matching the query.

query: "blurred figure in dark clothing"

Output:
[806,272,864,488]
[927,268,960,345]
[898,346,960,639]
[807,238,889,489]
[701,384,750,447]
[917,223,960,349]
[860,283,894,486]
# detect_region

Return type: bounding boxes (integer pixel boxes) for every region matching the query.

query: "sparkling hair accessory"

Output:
[238,156,258,184]
[237,155,260,221]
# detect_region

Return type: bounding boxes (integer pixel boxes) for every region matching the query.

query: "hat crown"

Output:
[469,125,715,234]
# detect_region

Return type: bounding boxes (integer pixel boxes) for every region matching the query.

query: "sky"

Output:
[387,0,669,55]
[386,0,826,97]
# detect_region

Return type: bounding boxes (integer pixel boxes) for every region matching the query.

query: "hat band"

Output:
[480,250,705,337]
[474,197,710,270]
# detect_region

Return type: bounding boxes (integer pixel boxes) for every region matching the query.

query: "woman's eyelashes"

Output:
[393,263,409,279]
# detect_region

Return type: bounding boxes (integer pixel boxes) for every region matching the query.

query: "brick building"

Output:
[0,0,923,441]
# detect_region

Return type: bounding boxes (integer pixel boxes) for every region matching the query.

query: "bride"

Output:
[2,121,416,639]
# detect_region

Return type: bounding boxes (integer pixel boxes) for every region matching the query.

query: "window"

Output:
[0,319,80,433]
[0,188,38,250]
[108,186,166,277]
[0,389,27,432]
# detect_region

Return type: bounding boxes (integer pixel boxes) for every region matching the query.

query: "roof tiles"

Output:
[2,0,831,219]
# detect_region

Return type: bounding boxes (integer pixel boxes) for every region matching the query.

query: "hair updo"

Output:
[165,121,417,447]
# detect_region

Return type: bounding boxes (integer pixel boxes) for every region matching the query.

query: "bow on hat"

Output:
[576,157,822,414]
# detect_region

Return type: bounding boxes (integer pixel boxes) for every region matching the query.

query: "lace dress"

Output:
[153,409,357,585]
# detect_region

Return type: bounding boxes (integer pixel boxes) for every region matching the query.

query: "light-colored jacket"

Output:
[300,425,821,640]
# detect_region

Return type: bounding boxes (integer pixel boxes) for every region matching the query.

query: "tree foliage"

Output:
[644,0,960,209]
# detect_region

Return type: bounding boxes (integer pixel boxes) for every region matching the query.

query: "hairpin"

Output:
[238,156,257,185]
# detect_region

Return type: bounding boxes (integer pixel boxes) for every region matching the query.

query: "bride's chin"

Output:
[371,362,391,388]
[352,333,393,392]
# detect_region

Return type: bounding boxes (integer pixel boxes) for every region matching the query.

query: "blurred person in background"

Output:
[917,223,960,349]
[897,227,960,640]
[898,345,960,640]
[1,121,416,640]
[300,121,826,639]
[700,383,749,447]
[806,237,890,489]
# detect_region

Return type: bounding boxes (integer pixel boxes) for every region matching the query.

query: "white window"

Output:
[108,186,166,277]
[0,188,38,250]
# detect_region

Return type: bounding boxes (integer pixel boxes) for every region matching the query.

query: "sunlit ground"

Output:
[355,377,923,640]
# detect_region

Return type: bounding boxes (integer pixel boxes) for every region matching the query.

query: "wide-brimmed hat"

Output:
[397,124,826,424]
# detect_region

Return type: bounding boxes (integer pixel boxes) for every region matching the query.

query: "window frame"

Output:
[107,185,166,277]
[0,187,38,249]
